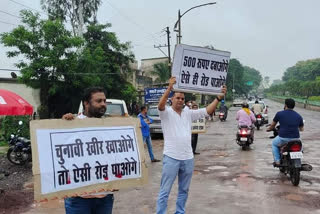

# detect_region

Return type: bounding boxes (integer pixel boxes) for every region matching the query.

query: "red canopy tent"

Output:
[0,89,33,115]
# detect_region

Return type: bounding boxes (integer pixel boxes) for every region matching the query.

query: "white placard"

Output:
[172,44,231,95]
[36,126,141,194]
[192,118,206,134]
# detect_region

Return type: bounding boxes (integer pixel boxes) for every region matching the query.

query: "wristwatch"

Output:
[216,97,222,102]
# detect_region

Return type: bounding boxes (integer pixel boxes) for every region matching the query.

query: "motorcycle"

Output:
[255,113,263,130]
[219,111,226,121]
[7,121,32,165]
[267,125,312,186]
[236,125,254,150]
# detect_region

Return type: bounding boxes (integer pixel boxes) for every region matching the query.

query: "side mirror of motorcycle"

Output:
[18,121,23,126]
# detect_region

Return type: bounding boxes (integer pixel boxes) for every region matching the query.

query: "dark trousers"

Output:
[191,134,198,153]
[64,194,114,214]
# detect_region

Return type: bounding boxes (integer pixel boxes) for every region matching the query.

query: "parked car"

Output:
[78,99,129,117]
[248,100,269,124]
[147,106,162,135]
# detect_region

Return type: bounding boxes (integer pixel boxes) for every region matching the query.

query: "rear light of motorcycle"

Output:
[240,129,249,136]
[290,144,301,152]
[265,108,268,114]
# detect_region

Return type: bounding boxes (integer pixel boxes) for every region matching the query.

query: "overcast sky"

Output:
[1,0,320,81]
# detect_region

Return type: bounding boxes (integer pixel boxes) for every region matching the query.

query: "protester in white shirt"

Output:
[156,77,226,214]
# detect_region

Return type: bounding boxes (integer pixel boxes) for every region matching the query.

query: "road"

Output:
[23,99,320,214]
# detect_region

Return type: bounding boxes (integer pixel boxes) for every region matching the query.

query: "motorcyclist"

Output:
[236,102,256,141]
[251,100,263,114]
[236,102,256,127]
[219,99,228,118]
[266,98,304,166]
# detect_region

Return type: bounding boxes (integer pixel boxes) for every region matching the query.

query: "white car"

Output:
[248,100,269,124]
[78,99,129,117]
[233,98,244,107]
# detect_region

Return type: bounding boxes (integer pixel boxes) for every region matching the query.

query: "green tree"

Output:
[151,62,170,84]
[226,58,244,98]
[74,23,136,106]
[242,66,262,92]
[41,0,101,37]
[283,58,320,82]
[0,10,83,118]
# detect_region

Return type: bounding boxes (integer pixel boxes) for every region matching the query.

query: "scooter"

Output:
[236,125,254,150]
[219,111,226,121]
[7,121,32,165]
[255,113,263,130]
[267,125,312,186]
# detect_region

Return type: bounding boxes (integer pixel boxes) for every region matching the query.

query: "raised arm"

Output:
[158,77,176,111]
[206,86,227,115]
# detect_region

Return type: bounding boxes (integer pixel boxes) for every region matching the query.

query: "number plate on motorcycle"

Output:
[257,118,262,121]
[290,152,303,159]
[240,137,247,141]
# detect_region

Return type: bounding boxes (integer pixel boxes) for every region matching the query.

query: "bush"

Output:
[309,96,320,101]
[1,116,31,140]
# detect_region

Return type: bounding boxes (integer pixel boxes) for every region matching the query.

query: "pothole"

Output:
[306,191,319,195]
[208,166,227,170]
[283,193,303,201]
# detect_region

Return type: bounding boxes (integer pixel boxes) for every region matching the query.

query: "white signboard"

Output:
[37,126,140,194]
[172,44,231,95]
[192,118,206,134]
[31,118,147,201]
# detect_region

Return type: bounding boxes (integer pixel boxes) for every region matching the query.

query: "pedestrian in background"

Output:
[138,106,160,163]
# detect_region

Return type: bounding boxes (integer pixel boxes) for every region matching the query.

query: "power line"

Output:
[0,10,20,19]
[105,1,162,44]
[0,20,17,26]
[8,0,47,16]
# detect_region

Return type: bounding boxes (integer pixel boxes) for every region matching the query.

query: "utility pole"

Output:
[166,27,171,65]
[178,10,181,44]
[154,44,168,57]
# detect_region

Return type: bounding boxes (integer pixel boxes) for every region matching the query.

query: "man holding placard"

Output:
[156,77,226,214]
[62,87,114,214]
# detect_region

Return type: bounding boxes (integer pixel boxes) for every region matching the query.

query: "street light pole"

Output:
[174,2,216,44]
[178,10,181,44]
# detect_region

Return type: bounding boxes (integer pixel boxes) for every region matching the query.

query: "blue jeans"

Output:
[156,155,194,214]
[272,136,299,162]
[64,194,114,214]
[143,135,155,161]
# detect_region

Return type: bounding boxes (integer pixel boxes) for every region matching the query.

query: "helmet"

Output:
[242,102,249,108]
[221,99,225,104]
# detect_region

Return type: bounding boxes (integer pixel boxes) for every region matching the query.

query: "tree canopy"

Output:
[266,58,320,99]
[1,10,136,118]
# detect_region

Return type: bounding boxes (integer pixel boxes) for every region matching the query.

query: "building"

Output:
[140,57,169,82]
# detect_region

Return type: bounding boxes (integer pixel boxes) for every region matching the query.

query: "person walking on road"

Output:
[156,76,226,214]
[138,106,160,163]
[191,103,200,155]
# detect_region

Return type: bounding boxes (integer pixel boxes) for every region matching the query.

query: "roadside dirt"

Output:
[0,153,33,214]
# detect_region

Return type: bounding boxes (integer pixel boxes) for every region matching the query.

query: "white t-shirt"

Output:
[159,106,209,160]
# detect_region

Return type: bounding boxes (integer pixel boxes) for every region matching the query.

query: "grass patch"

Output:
[0,141,7,147]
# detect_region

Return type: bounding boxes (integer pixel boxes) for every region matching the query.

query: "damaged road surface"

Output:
[3,99,320,214]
